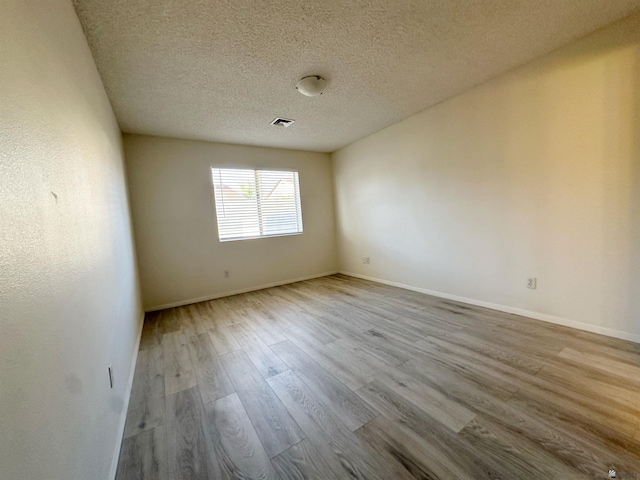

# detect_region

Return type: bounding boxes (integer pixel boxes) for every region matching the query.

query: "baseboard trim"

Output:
[339,271,640,344]
[145,271,340,312]
[109,311,145,480]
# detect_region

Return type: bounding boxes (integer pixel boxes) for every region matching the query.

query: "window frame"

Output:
[210,166,304,242]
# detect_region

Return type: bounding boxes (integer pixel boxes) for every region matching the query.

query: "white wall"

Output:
[333,13,640,342]
[124,134,338,310]
[0,1,143,479]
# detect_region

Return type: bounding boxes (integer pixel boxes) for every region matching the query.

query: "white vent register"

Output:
[270,117,295,127]
[211,168,303,241]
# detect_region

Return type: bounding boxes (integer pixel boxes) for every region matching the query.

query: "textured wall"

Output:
[0,1,142,479]
[333,13,640,341]
[124,135,338,310]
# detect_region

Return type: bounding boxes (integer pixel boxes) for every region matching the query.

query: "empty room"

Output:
[3,0,640,479]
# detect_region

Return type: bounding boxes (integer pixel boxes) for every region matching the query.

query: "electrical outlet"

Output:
[224,270,230,278]
[108,364,114,389]
[527,278,537,289]
[361,257,370,264]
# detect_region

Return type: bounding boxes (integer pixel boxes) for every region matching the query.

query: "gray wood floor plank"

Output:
[139,311,163,350]
[202,393,278,480]
[182,303,210,338]
[207,298,241,327]
[245,309,288,345]
[165,387,213,480]
[124,396,165,438]
[275,285,371,336]
[379,365,618,478]
[187,333,235,404]
[404,350,519,402]
[116,425,168,480]
[535,363,640,413]
[399,357,635,478]
[575,329,640,354]
[506,390,640,472]
[286,335,370,391]
[220,349,304,458]
[323,338,390,378]
[163,332,197,395]
[128,345,164,412]
[355,380,523,480]
[558,346,640,383]
[458,415,584,479]
[207,326,241,355]
[271,438,348,480]
[268,370,399,480]
[354,414,463,480]
[229,321,289,378]
[160,308,182,335]
[412,338,640,437]
[373,364,476,433]
[339,331,410,366]
[271,340,377,431]
[253,290,340,345]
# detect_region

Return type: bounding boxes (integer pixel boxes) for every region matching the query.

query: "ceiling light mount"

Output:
[296,75,327,97]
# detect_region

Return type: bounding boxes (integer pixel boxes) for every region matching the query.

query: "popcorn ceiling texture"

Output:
[73,0,640,152]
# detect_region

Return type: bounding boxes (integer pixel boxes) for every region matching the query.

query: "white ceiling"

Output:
[73,0,640,153]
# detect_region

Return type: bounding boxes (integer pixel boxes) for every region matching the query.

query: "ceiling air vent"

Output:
[270,117,295,128]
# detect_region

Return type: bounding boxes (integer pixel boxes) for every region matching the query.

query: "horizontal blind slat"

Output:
[212,167,303,241]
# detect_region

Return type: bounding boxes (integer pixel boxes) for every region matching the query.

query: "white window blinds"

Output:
[211,168,303,241]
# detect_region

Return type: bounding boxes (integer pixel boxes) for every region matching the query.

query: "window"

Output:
[211,168,303,241]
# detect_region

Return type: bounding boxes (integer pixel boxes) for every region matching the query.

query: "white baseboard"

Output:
[145,271,339,312]
[340,271,640,344]
[109,311,145,480]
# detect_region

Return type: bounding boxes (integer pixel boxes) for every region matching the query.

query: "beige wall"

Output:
[333,13,640,341]
[124,134,338,310]
[0,1,143,479]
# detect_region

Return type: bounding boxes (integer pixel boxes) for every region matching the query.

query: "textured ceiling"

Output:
[73,0,640,152]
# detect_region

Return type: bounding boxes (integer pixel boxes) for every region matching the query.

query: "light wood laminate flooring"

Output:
[116,274,640,479]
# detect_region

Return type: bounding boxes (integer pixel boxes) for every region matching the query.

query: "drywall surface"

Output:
[124,135,338,310]
[333,13,640,341]
[0,1,143,479]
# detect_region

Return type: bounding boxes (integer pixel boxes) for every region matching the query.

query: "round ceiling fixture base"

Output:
[296,75,327,97]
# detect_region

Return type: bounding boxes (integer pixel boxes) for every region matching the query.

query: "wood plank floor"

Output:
[116,274,640,480]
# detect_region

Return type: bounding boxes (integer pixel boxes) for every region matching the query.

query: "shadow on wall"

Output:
[541,23,640,337]
[478,20,640,336]
[629,42,640,339]
[551,20,640,338]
